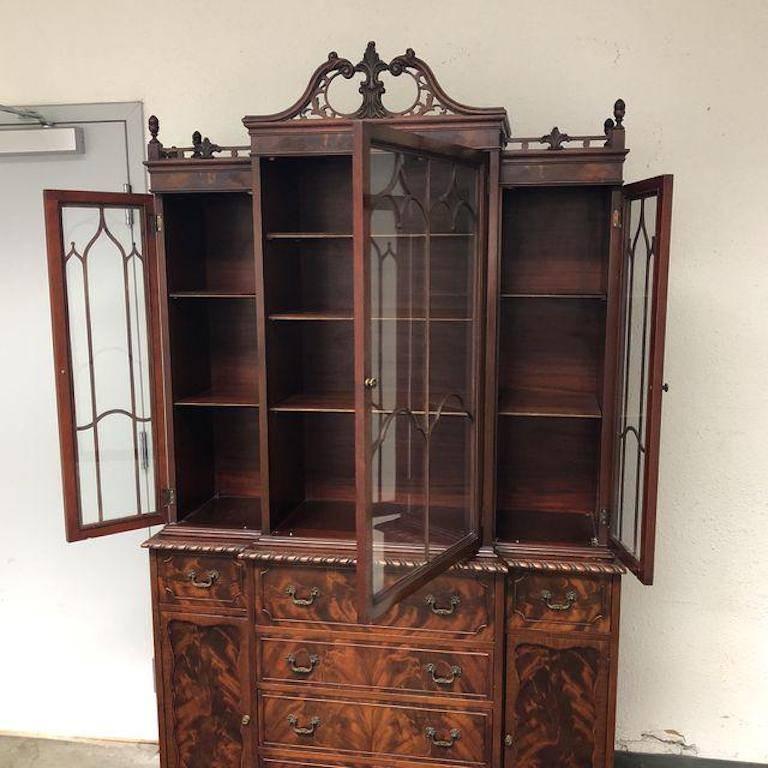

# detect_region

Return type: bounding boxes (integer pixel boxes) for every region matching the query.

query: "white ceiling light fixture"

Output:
[0,105,84,157]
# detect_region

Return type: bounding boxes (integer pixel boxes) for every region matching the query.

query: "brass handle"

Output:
[425,662,462,686]
[285,585,320,606]
[287,714,320,736]
[364,376,378,389]
[187,569,219,589]
[540,589,578,612]
[425,594,461,616]
[504,734,513,747]
[287,653,319,675]
[241,714,251,726]
[425,727,461,749]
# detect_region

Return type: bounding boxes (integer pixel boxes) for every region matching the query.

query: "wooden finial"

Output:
[147,115,164,160]
[613,98,626,127]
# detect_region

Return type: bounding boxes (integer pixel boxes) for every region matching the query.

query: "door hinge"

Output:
[612,209,621,228]
[162,487,176,507]
[599,508,610,526]
[151,213,164,233]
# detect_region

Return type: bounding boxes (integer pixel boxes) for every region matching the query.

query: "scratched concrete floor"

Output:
[0,736,160,767]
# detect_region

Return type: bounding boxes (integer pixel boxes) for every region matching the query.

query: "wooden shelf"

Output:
[180,496,262,530]
[269,311,353,321]
[496,508,596,546]
[272,499,356,539]
[266,232,352,240]
[500,293,606,301]
[498,389,601,419]
[271,393,354,413]
[170,291,256,299]
[175,389,259,408]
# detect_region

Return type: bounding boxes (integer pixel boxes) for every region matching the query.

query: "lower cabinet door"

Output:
[504,633,610,768]
[159,613,252,768]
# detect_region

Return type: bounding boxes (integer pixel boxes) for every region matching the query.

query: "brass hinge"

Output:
[162,487,176,507]
[599,508,610,526]
[612,209,621,228]
[151,213,164,233]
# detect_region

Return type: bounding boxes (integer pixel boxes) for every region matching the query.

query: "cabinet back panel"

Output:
[264,240,353,315]
[499,298,604,401]
[261,156,352,234]
[497,416,599,519]
[501,187,610,295]
[174,408,261,515]
[169,299,259,401]
[267,321,354,404]
[164,193,255,293]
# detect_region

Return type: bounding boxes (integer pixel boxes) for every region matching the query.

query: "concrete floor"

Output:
[0,735,159,767]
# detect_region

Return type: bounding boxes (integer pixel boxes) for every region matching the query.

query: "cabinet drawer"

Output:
[260,637,492,699]
[157,553,245,610]
[508,573,611,632]
[257,567,357,626]
[257,566,493,638]
[262,693,489,765]
[378,573,494,639]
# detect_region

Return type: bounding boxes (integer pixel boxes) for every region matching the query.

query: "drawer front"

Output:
[378,573,493,638]
[157,553,245,610]
[257,567,493,638]
[260,637,491,699]
[508,573,611,632]
[262,693,489,765]
[257,567,357,626]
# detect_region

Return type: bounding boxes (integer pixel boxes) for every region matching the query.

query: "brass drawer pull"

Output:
[287,653,319,675]
[425,662,462,685]
[425,726,461,749]
[540,588,578,612]
[425,594,461,616]
[287,714,320,736]
[186,569,219,589]
[285,585,320,606]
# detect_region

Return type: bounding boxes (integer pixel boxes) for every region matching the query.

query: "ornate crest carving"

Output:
[245,41,508,124]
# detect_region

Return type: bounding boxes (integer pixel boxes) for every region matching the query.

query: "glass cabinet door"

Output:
[353,123,486,620]
[44,190,167,541]
[611,175,673,584]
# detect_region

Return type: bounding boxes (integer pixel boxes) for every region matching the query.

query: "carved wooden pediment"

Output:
[243,40,509,131]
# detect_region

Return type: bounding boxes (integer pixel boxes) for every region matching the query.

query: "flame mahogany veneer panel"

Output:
[505,635,609,768]
[161,616,248,768]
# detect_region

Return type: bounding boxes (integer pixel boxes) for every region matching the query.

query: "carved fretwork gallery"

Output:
[44,42,673,768]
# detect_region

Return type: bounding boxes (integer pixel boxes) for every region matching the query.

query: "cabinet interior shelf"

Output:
[175,390,259,407]
[169,291,257,299]
[269,393,472,416]
[268,312,471,322]
[498,389,602,419]
[266,232,476,240]
[180,495,262,530]
[500,293,606,301]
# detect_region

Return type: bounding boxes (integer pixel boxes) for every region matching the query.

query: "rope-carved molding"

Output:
[242,40,509,130]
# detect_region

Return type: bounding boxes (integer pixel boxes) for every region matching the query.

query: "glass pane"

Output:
[612,195,657,557]
[367,146,479,596]
[61,204,156,525]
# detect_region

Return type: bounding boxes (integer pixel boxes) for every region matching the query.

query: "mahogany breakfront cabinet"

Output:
[44,43,673,768]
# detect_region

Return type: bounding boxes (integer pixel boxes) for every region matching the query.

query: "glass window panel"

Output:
[97,413,139,520]
[61,203,156,526]
[613,195,657,558]
[367,144,479,597]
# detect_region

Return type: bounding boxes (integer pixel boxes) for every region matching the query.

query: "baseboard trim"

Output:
[616,753,766,768]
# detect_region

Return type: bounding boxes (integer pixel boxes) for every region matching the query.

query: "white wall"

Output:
[1,0,767,761]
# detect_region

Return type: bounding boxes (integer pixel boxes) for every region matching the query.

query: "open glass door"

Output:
[353,123,487,620]
[611,175,673,583]
[44,190,167,541]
